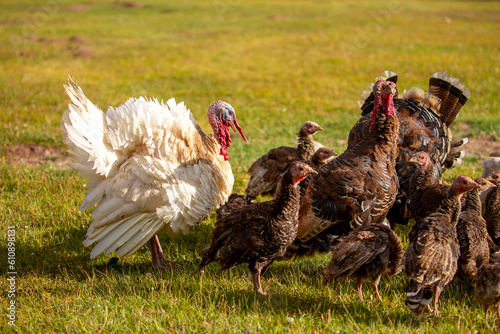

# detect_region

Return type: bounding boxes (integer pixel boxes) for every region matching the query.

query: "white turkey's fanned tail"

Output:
[62,77,119,180]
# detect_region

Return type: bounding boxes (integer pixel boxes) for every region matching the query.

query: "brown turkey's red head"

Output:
[315,147,338,161]
[208,101,248,160]
[369,80,398,130]
[289,161,317,184]
[409,151,431,171]
[451,175,480,196]
[301,121,323,136]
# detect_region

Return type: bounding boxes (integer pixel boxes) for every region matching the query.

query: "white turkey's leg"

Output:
[149,235,180,271]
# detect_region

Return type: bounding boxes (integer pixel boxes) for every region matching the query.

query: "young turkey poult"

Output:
[484,171,500,247]
[456,177,494,282]
[245,121,324,200]
[323,223,404,301]
[404,175,479,318]
[198,162,317,295]
[472,263,500,316]
[61,78,247,271]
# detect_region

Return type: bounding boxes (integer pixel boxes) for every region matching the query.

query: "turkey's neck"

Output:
[309,154,325,169]
[439,189,463,227]
[273,176,301,226]
[296,130,315,160]
[409,166,436,192]
[463,188,482,214]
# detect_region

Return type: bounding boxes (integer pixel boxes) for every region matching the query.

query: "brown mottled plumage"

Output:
[484,171,500,245]
[283,80,400,259]
[215,193,250,220]
[245,121,323,199]
[349,71,470,227]
[404,175,479,318]
[456,178,494,281]
[323,224,404,301]
[198,162,317,295]
[472,263,500,316]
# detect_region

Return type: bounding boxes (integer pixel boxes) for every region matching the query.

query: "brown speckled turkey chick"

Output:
[349,71,470,227]
[308,147,338,169]
[407,151,468,221]
[456,177,494,282]
[404,175,479,318]
[198,162,317,295]
[323,224,404,301]
[283,80,400,260]
[484,171,500,246]
[472,263,500,316]
[245,121,323,199]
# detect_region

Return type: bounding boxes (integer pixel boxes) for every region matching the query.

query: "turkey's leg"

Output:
[357,278,364,301]
[149,235,181,271]
[432,286,442,317]
[250,265,267,296]
[369,281,382,301]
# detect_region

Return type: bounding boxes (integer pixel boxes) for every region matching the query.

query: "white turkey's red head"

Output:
[208,101,247,160]
[409,151,431,172]
[300,121,323,136]
[289,161,317,185]
[450,175,480,196]
[369,80,398,130]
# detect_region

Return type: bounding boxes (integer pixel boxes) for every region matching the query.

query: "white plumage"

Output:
[61,78,247,269]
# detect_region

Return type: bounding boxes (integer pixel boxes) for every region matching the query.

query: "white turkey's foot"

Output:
[149,235,182,271]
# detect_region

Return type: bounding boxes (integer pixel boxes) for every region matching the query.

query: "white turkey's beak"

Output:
[229,119,248,143]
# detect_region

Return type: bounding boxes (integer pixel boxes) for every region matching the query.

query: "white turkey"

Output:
[61,78,247,271]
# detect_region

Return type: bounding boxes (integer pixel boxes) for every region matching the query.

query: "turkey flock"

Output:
[62,71,500,319]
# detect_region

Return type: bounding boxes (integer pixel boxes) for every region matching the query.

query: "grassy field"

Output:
[1,0,500,332]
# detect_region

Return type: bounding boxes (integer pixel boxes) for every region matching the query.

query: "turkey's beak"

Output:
[229,119,248,143]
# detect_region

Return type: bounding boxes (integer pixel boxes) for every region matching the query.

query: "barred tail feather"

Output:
[428,72,470,126]
[405,280,433,318]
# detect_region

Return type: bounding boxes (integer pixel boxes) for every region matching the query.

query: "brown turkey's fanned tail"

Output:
[405,279,434,318]
[429,72,471,127]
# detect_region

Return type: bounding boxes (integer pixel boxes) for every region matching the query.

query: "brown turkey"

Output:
[245,121,324,199]
[197,162,317,295]
[484,171,500,247]
[472,263,500,316]
[283,79,400,259]
[323,223,404,301]
[456,177,494,282]
[349,71,470,228]
[404,175,479,318]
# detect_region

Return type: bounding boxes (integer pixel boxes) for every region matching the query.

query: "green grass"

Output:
[1,0,500,332]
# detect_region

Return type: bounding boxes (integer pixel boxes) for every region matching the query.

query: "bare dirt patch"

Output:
[2,144,73,168]
[464,134,500,160]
